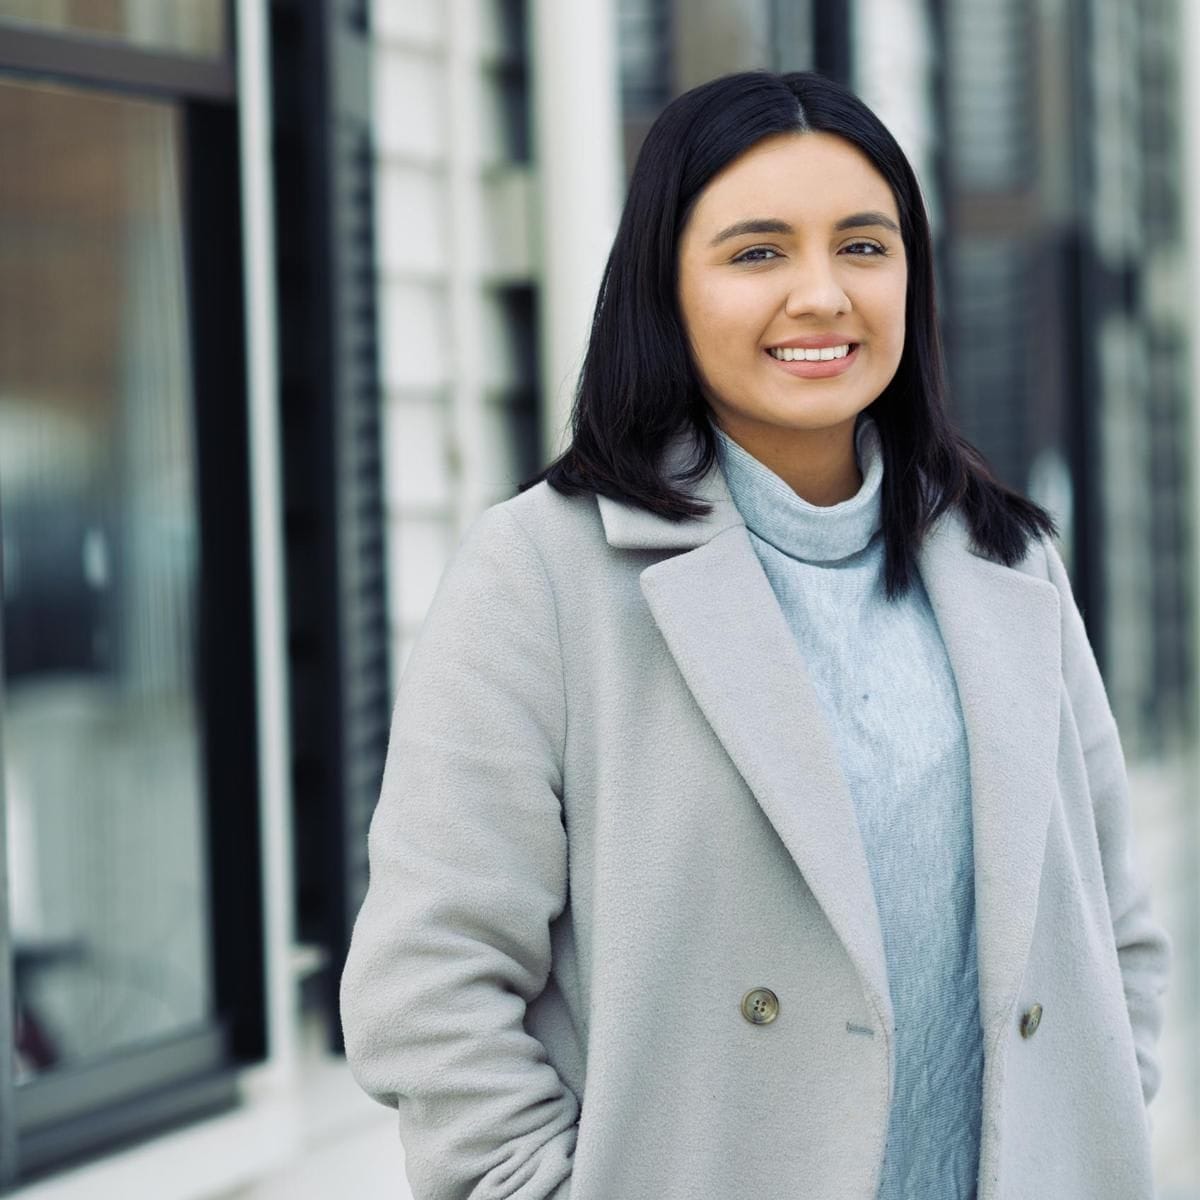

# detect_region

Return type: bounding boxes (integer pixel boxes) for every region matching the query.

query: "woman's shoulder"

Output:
[933,493,1056,585]
[462,479,609,572]
[416,485,610,628]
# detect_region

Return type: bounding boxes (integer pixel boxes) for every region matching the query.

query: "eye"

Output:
[842,240,889,257]
[731,246,781,264]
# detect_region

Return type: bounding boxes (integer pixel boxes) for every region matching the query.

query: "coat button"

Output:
[741,987,779,1025]
[1019,1002,1043,1038]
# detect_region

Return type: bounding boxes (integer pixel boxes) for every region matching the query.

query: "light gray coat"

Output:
[340,429,1171,1200]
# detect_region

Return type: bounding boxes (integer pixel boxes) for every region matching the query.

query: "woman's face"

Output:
[676,131,908,472]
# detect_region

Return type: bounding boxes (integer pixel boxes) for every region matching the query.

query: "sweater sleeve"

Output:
[1042,533,1172,1109]
[339,502,576,1200]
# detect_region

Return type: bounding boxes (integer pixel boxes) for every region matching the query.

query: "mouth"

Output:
[764,342,861,378]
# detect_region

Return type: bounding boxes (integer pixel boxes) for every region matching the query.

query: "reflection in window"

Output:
[0,79,212,1082]
[0,0,225,57]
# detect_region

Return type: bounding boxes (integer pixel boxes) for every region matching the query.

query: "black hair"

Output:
[518,69,1057,599]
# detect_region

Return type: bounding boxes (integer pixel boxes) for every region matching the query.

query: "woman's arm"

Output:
[1043,534,1173,1108]
[339,503,576,1200]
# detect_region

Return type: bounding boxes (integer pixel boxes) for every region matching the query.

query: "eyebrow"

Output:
[708,211,901,246]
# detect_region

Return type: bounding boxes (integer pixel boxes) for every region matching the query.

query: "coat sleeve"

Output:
[339,502,576,1200]
[1042,534,1173,1109]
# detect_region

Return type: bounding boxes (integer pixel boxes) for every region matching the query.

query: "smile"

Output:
[767,344,852,361]
[764,343,860,378]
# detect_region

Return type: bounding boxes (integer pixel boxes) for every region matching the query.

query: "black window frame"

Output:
[0,2,267,1186]
[269,0,391,1056]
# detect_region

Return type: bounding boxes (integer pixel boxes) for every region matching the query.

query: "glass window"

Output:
[0,0,225,58]
[0,78,213,1084]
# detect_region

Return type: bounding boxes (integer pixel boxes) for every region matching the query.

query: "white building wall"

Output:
[852,0,939,233]
[373,0,459,683]
[374,0,621,680]
[529,0,623,459]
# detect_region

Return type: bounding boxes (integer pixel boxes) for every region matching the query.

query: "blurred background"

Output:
[0,0,1196,1196]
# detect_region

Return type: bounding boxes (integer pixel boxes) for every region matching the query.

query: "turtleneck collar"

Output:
[713,414,884,563]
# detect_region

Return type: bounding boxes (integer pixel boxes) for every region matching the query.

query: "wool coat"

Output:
[339,426,1172,1200]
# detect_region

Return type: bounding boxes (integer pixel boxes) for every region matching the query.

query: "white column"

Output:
[1154,2,1200,1190]
[529,0,624,462]
[446,0,489,528]
[235,0,299,1083]
[853,0,939,233]
[1184,0,1200,682]
[1181,0,1200,1166]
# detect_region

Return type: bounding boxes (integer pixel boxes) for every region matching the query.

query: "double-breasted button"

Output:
[1019,1002,1043,1038]
[741,987,779,1025]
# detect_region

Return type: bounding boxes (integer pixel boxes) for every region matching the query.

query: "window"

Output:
[0,10,262,1184]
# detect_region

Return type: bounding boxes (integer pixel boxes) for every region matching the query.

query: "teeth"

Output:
[768,344,852,362]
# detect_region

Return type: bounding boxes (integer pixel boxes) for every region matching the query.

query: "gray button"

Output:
[741,987,779,1025]
[1019,1002,1043,1038]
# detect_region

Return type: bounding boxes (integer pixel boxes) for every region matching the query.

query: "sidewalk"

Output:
[212,1009,408,1200]
[214,1056,403,1200]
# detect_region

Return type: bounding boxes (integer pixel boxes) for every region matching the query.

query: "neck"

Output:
[713,418,862,507]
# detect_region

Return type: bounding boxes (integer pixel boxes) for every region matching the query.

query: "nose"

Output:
[783,256,851,319]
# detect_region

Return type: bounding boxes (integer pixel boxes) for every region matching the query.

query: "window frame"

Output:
[0,2,266,1184]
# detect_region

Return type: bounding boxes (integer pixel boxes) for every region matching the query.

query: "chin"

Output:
[709,388,872,434]
[763,396,868,425]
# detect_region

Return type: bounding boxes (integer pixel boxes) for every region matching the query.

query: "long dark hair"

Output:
[518,69,1057,599]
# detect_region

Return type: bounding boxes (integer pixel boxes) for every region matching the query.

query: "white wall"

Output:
[852,0,940,233]
[375,0,543,680]
[375,0,621,678]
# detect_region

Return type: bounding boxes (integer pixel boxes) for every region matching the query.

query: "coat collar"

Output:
[597,424,742,550]
[598,427,1062,1049]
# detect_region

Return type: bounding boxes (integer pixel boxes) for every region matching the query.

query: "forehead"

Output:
[686,131,900,231]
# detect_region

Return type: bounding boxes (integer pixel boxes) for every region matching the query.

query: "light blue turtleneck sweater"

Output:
[714,415,983,1200]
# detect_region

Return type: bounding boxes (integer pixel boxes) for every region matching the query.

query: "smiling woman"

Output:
[676,131,908,504]
[525,69,1062,597]
[340,69,1172,1200]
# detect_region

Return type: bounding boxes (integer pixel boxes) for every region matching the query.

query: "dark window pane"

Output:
[0,78,212,1084]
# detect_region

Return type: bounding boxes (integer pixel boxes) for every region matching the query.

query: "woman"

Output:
[340,70,1171,1199]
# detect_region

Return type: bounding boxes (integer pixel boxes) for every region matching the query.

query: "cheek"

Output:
[688,281,763,352]
[866,275,907,350]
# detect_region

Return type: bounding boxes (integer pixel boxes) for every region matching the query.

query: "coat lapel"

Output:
[916,507,1061,1042]
[597,427,1062,1047]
